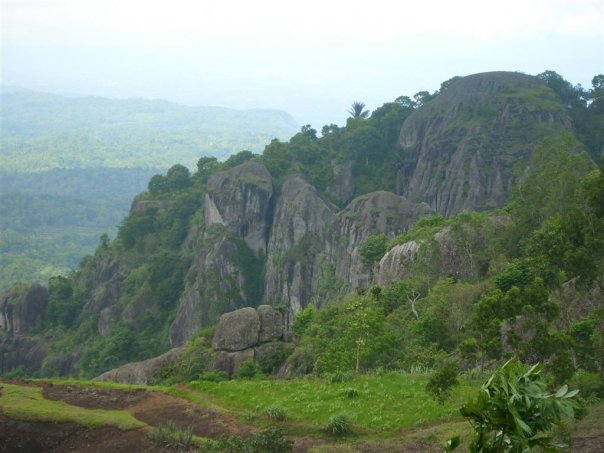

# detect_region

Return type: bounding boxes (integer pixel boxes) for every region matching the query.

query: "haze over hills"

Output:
[0,88,299,289]
[0,87,299,172]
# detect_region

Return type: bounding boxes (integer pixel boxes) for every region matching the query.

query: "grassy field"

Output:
[186,372,481,436]
[0,383,144,430]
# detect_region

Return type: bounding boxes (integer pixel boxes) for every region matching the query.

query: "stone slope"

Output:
[396,71,573,216]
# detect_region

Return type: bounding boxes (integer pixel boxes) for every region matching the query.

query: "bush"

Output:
[148,420,195,449]
[328,370,354,383]
[342,387,360,398]
[449,358,580,452]
[426,362,459,404]
[233,359,265,380]
[200,426,293,453]
[264,404,288,421]
[325,413,354,436]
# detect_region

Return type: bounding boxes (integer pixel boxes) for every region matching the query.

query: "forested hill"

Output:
[1,71,603,388]
[0,87,299,290]
[0,87,299,172]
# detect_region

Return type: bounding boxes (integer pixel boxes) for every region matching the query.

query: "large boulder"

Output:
[257,305,284,343]
[212,307,260,352]
[94,347,184,385]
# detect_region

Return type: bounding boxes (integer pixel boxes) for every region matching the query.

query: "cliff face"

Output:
[204,162,274,256]
[0,283,49,375]
[396,72,573,217]
[264,175,336,322]
[170,162,273,346]
[7,71,586,377]
[325,192,431,291]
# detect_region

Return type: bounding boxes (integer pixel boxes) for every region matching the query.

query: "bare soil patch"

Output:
[41,382,150,410]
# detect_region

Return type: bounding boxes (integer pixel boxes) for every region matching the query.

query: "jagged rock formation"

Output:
[0,283,48,335]
[326,192,431,291]
[212,305,285,377]
[204,161,273,256]
[0,283,49,374]
[327,160,355,206]
[375,241,420,287]
[264,174,337,322]
[170,162,272,346]
[95,347,184,385]
[396,71,573,216]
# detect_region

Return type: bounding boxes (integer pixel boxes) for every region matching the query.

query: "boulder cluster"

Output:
[212,305,285,377]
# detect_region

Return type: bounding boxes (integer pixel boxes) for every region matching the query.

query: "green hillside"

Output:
[0,88,299,172]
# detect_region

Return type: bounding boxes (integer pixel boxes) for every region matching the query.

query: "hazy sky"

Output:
[2,0,603,127]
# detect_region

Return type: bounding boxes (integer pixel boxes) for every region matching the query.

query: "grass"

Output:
[0,383,145,430]
[187,372,479,435]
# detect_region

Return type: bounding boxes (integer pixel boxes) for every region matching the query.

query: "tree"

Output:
[347,101,370,119]
[450,358,579,452]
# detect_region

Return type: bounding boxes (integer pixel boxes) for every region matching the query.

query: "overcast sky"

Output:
[2,0,603,127]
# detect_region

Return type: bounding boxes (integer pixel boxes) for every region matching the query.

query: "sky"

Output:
[1,0,603,128]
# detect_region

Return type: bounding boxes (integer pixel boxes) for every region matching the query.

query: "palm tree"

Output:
[348,101,370,119]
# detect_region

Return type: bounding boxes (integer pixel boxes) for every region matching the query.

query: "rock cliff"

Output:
[396,71,573,216]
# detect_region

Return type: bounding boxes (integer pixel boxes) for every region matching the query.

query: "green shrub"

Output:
[147,420,195,449]
[200,426,293,453]
[328,371,354,383]
[325,413,354,436]
[233,359,265,380]
[342,388,360,398]
[426,362,459,404]
[257,342,294,375]
[450,358,580,452]
[264,404,288,421]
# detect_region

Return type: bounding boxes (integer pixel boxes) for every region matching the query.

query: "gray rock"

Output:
[94,347,184,385]
[205,162,273,256]
[213,348,255,377]
[257,305,284,343]
[325,191,431,292]
[263,174,336,321]
[0,283,48,336]
[212,307,260,352]
[327,160,355,206]
[375,240,420,287]
[396,71,573,217]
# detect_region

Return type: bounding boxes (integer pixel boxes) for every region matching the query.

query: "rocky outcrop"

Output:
[375,240,420,287]
[170,162,273,346]
[0,283,48,336]
[170,232,258,346]
[94,347,184,385]
[264,174,336,321]
[211,305,284,376]
[396,71,573,217]
[205,161,273,256]
[326,191,431,291]
[327,160,355,206]
[0,336,48,375]
[212,307,261,351]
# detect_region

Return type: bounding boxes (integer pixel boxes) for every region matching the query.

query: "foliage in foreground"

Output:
[450,358,580,452]
[200,426,293,453]
[147,420,196,450]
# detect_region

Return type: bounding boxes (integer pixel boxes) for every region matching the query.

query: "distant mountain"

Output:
[0,88,299,172]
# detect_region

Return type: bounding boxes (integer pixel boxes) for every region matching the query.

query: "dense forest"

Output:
[0,88,299,289]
